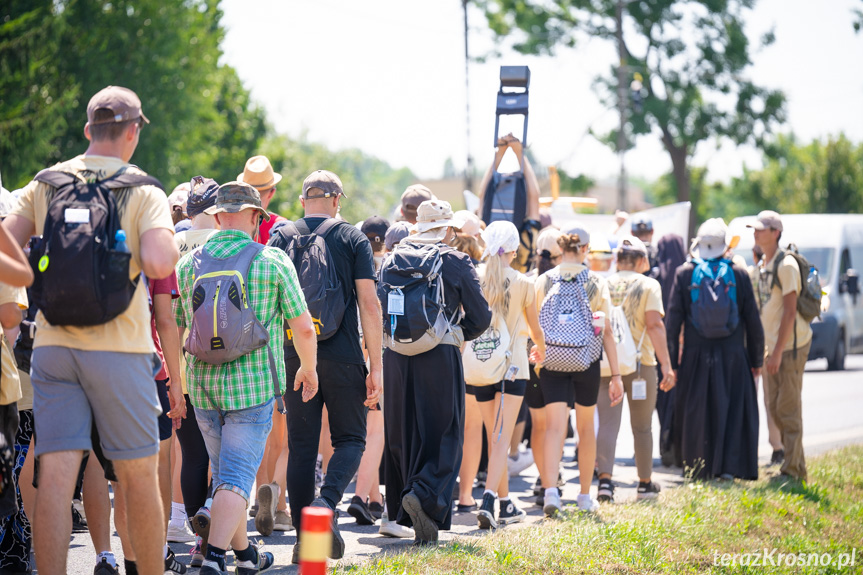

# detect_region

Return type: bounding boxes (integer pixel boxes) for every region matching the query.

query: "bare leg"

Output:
[113,455,165,575]
[529,407,547,489]
[478,394,525,499]
[319,405,333,473]
[354,410,384,501]
[542,402,569,489]
[509,420,526,456]
[32,450,84,575]
[83,455,112,555]
[158,437,172,537]
[207,489,248,551]
[113,481,135,560]
[19,440,36,524]
[574,404,596,495]
[274,429,290,513]
[171,433,184,506]
[457,394,482,506]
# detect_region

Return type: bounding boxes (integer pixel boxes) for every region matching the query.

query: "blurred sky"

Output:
[220,0,863,184]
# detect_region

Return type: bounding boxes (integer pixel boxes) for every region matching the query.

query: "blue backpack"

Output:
[689,258,739,339]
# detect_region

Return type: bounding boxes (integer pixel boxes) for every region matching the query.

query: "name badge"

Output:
[558,313,575,325]
[388,291,405,316]
[65,208,89,224]
[632,378,647,400]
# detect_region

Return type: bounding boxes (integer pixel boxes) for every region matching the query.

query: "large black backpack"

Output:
[268,218,347,344]
[29,169,163,327]
[481,171,527,230]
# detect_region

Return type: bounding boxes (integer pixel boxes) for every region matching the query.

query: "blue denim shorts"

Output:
[195,398,274,504]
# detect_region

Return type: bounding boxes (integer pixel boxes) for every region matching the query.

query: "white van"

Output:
[728,214,863,370]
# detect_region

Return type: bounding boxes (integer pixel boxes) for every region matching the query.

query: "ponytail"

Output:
[481,253,509,317]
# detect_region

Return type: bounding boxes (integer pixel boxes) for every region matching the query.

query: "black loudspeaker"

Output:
[494,65,530,147]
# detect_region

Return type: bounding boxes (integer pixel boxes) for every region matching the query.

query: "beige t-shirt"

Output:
[757,251,813,355]
[11,155,174,353]
[478,265,535,378]
[606,270,664,367]
[535,262,611,317]
[0,283,30,408]
[173,227,219,394]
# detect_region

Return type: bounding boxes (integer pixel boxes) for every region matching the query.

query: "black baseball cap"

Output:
[361,215,390,251]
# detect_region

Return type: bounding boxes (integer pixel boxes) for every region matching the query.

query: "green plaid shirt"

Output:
[174,230,307,411]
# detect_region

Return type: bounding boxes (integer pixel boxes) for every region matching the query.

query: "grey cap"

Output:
[562,224,590,247]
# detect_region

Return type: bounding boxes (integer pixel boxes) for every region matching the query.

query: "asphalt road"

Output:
[56,355,863,574]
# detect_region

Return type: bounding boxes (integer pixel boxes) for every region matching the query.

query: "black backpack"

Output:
[29,169,163,327]
[268,218,347,344]
[481,171,527,230]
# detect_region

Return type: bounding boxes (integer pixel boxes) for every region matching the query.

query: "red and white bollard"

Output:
[298,506,333,575]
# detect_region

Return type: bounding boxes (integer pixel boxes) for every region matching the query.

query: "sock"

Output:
[206,544,227,570]
[483,489,497,498]
[171,501,186,523]
[204,497,213,510]
[545,487,559,499]
[97,552,116,568]
[234,544,258,563]
[123,559,137,575]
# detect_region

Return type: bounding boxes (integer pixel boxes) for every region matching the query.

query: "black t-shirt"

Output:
[282,217,376,365]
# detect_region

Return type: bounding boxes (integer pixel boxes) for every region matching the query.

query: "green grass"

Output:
[335,445,863,574]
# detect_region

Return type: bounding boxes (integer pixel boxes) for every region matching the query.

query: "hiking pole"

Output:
[299,506,333,575]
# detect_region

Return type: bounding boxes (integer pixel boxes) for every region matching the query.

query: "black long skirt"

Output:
[674,341,760,480]
[383,345,464,530]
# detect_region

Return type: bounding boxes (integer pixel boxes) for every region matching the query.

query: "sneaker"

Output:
[311,498,345,559]
[199,561,227,575]
[597,478,615,503]
[476,492,497,530]
[73,498,86,521]
[189,537,204,568]
[532,477,542,497]
[235,543,274,575]
[249,503,258,518]
[507,448,534,476]
[72,504,88,533]
[93,558,119,575]
[273,509,293,531]
[576,493,599,512]
[543,489,562,518]
[191,506,211,551]
[167,519,196,543]
[636,481,661,500]
[475,470,487,489]
[497,500,526,525]
[164,547,187,574]
[368,501,384,520]
[314,456,324,493]
[558,470,565,489]
[770,449,785,466]
[291,542,301,565]
[347,495,375,525]
[255,482,279,536]
[379,516,415,538]
[401,490,438,543]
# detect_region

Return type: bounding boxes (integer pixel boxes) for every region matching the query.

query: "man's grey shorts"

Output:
[31,346,162,460]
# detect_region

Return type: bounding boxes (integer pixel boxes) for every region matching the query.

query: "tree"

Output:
[0,1,79,188]
[479,0,786,231]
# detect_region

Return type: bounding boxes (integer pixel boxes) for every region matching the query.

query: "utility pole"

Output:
[463,0,474,193]
[615,0,627,212]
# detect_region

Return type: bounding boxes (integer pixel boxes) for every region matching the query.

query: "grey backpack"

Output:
[185,242,284,413]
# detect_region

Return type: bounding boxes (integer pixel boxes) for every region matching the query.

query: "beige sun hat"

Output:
[237,155,282,190]
[413,200,466,234]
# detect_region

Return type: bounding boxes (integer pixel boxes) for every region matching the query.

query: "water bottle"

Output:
[114,229,129,253]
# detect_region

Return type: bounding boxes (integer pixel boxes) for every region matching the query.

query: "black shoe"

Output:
[72,505,88,533]
[311,498,345,559]
[597,478,615,503]
[368,501,384,520]
[532,477,542,497]
[636,480,661,500]
[164,548,187,574]
[93,558,119,575]
[347,495,375,525]
[402,490,438,543]
[475,471,487,489]
[476,492,497,530]
[770,449,785,466]
[497,500,526,525]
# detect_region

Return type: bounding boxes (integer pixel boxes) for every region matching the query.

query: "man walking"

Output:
[268,170,382,561]
[750,210,812,482]
[3,85,179,575]
[237,156,288,244]
[174,181,318,574]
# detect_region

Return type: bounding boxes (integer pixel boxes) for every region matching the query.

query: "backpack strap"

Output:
[103,172,165,192]
[33,169,79,189]
[310,218,345,239]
